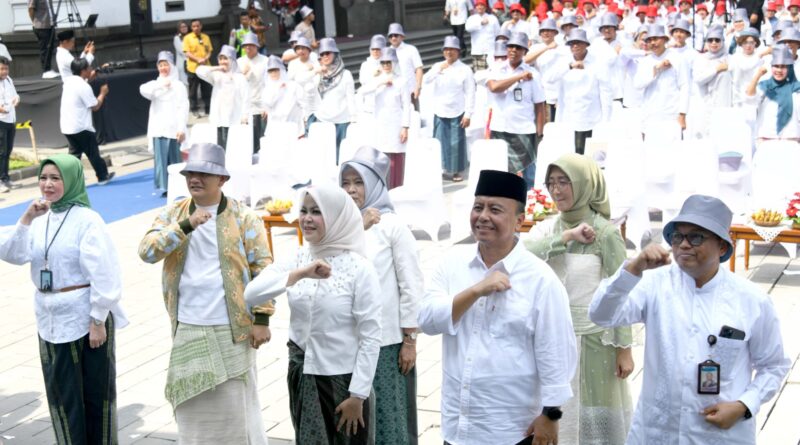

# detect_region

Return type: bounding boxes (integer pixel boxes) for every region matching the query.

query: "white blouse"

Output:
[139,77,189,144]
[196,66,249,128]
[314,69,356,124]
[422,59,476,119]
[359,74,410,153]
[244,249,381,399]
[0,206,128,344]
[237,53,269,115]
[287,58,321,119]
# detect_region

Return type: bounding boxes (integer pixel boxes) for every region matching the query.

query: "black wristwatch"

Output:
[542,406,562,421]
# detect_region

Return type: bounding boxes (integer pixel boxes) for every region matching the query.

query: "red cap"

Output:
[636,5,648,14]
[667,5,677,12]
[646,4,658,16]
[791,0,800,8]
[475,0,488,6]
[493,1,505,9]
[576,6,586,15]
[509,3,526,14]
[536,1,549,13]
[695,3,707,11]
[583,0,598,6]
[715,0,726,15]
[553,3,564,12]
[767,1,777,10]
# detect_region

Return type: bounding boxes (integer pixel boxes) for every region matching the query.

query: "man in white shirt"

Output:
[502,4,532,40]
[295,6,318,49]
[387,23,424,108]
[237,33,268,154]
[547,29,613,154]
[466,0,501,71]
[593,14,625,101]
[419,169,577,445]
[446,0,472,52]
[59,58,114,184]
[0,56,19,192]
[590,194,790,445]
[526,19,563,122]
[634,24,690,133]
[487,32,546,189]
[423,36,476,181]
[55,30,95,81]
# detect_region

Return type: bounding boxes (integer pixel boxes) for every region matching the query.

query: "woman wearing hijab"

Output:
[357,48,410,189]
[339,146,422,445]
[308,38,356,163]
[197,45,249,148]
[262,55,304,138]
[693,26,733,136]
[173,21,190,86]
[140,51,189,197]
[244,185,381,445]
[524,154,633,445]
[746,45,800,141]
[0,154,128,444]
[730,29,763,108]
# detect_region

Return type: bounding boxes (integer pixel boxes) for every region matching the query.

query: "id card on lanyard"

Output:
[40,205,74,292]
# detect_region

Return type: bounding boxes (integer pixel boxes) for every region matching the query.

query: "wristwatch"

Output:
[542,406,563,421]
[91,317,104,326]
[403,332,418,341]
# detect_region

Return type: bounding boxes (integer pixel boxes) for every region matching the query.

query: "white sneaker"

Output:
[42,70,60,79]
[0,183,9,193]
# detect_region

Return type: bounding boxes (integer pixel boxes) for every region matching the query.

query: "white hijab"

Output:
[302,185,367,259]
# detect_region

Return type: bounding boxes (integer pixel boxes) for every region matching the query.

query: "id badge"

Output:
[513,87,523,102]
[697,359,720,395]
[40,269,53,292]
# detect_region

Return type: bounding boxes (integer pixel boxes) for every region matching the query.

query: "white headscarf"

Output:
[301,185,367,259]
[219,45,240,74]
[157,50,180,81]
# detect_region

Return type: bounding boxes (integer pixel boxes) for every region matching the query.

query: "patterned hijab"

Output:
[38,154,91,213]
[301,185,367,259]
[547,153,610,228]
[339,163,395,214]
[318,53,345,97]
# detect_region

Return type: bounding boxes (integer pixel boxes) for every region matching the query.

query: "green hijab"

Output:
[547,153,610,228]
[38,154,91,213]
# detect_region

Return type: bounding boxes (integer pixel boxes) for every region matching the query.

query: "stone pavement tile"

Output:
[265,417,295,441]
[418,388,441,412]
[0,418,52,442]
[148,422,178,442]
[419,426,444,445]
[128,437,175,445]
[757,382,800,444]
[417,361,442,398]
[118,404,174,445]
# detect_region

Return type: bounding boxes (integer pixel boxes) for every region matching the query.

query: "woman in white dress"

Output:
[356,47,410,188]
[139,51,189,196]
[262,55,304,139]
[197,45,249,148]
[0,154,128,444]
[244,185,381,444]
[172,21,189,86]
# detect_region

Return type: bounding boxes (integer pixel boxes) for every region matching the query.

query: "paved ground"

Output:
[0,138,798,445]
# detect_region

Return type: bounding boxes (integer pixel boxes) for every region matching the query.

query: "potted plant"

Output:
[786,192,800,230]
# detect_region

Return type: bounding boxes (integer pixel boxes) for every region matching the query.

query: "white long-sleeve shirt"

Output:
[749,87,800,139]
[262,79,304,137]
[0,207,129,343]
[59,75,96,135]
[364,213,423,346]
[729,52,763,107]
[287,58,321,119]
[139,76,189,142]
[620,46,647,108]
[418,241,577,445]
[548,50,613,131]
[56,46,94,80]
[634,48,691,128]
[465,13,501,56]
[244,249,382,399]
[358,57,382,114]
[694,53,733,107]
[0,76,19,124]
[488,61,546,134]
[314,69,356,124]
[359,73,410,152]
[589,263,790,445]
[531,43,566,105]
[196,66,249,128]
[392,42,424,94]
[422,59,476,119]
[237,53,269,115]
[446,0,472,26]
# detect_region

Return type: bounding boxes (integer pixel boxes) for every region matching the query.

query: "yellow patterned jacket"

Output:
[138,195,274,343]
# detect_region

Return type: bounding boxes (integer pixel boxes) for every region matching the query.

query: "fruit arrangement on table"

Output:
[751,209,783,227]
[265,199,293,215]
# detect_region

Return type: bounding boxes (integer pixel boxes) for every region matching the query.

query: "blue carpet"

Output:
[0,169,166,226]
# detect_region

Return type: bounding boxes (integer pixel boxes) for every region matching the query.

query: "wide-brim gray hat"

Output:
[346,146,391,185]
[300,5,314,18]
[599,14,619,29]
[289,30,303,43]
[379,47,398,63]
[388,23,405,36]
[507,32,529,49]
[561,15,579,28]
[778,27,800,43]
[774,20,794,36]
[370,34,386,50]
[671,18,692,35]
[443,35,461,50]
[645,24,668,39]
[267,55,285,70]
[705,26,724,41]
[494,41,508,55]
[772,44,795,65]
[566,28,591,45]
[242,32,260,47]
[181,143,230,178]
[539,18,559,32]
[733,7,749,22]
[663,194,733,262]
[294,36,312,49]
[496,27,512,40]
[219,45,237,60]
[157,50,174,65]
[319,37,339,53]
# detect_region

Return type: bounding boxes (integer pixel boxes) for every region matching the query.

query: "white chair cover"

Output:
[711,114,753,215]
[188,123,217,145]
[308,121,337,167]
[605,137,650,250]
[166,162,190,203]
[222,124,254,201]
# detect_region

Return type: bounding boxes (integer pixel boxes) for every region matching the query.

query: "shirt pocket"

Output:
[714,336,747,381]
[488,293,531,338]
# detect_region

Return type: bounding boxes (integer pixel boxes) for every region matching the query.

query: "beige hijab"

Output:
[301,185,367,259]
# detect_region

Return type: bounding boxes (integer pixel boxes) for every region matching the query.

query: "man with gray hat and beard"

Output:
[590,194,790,444]
[138,143,274,445]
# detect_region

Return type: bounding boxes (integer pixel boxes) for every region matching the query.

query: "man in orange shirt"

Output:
[183,19,213,117]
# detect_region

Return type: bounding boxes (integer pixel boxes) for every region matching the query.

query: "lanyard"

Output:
[43,205,74,269]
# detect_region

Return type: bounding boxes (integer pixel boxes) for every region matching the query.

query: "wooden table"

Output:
[261,214,303,257]
[729,224,800,272]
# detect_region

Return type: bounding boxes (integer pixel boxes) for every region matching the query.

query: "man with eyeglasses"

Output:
[589,194,790,445]
[387,23,424,109]
[633,24,690,133]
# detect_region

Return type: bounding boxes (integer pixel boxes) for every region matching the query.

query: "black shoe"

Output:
[98,172,116,185]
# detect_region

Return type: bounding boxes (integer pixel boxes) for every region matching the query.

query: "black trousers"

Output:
[252,114,266,153]
[187,72,211,114]
[446,437,532,445]
[65,130,110,181]
[451,24,467,52]
[39,316,117,445]
[33,27,55,72]
[575,129,593,155]
[0,121,15,182]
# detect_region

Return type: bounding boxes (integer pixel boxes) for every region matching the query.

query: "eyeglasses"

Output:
[380,61,392,65]
[669,232,713,246]
[388,34,401,39]
[707,38,722,43]
[545,180,572,191]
